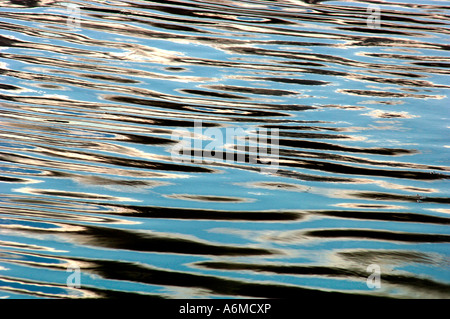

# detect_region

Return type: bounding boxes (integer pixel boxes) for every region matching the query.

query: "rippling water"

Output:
[0,0,449,299]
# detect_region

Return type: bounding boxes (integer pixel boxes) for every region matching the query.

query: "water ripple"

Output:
[0,0,449,299]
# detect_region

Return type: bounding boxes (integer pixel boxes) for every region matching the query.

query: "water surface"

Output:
[0,0,449,299]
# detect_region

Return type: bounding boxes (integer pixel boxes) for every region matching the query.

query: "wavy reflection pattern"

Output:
[0,0,449,299]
